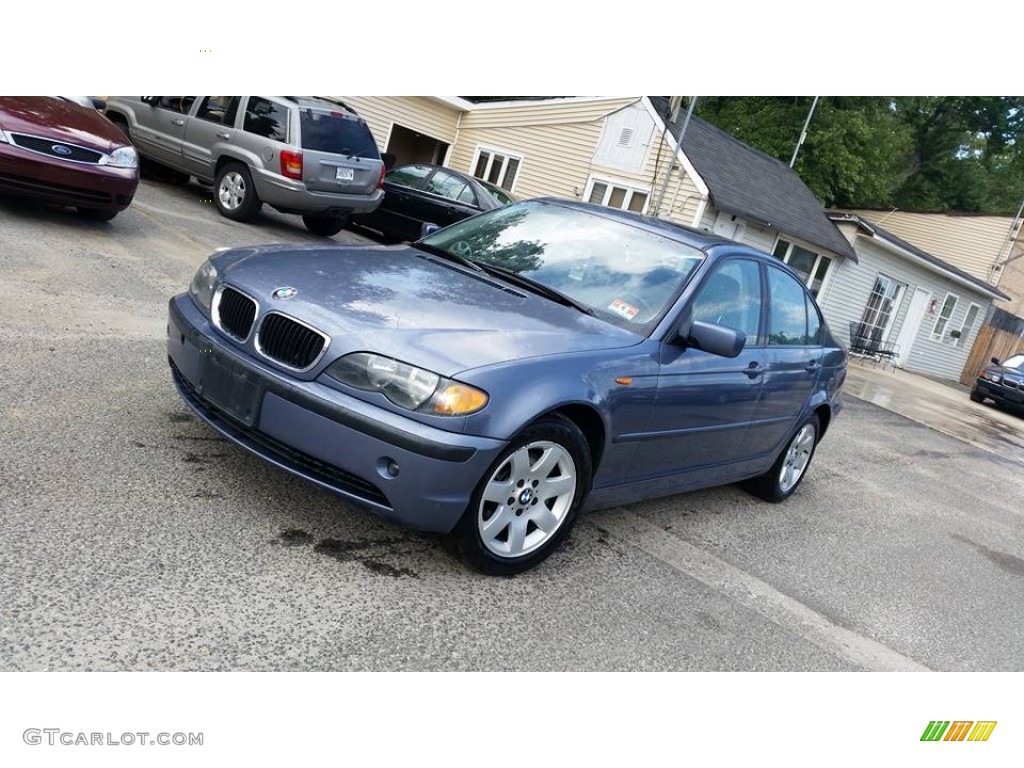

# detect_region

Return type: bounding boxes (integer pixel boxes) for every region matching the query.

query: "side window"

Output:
[690,259,762,345]
[385,164,433,189]
[196,96,241,126]
[768,267,809,346]
[457,185,477,206]
[426,170,469,201]
[805,293,823,346]
[155,97,196,114]
[243,97,289,141]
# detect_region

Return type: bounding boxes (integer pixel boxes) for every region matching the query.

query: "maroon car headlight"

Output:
[101,146,138,169]
[326,352,488,415]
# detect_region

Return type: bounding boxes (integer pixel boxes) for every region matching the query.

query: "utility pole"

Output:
[654,96,697,218]
[789,96,819,168]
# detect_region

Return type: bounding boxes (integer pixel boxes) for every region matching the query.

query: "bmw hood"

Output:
[213,243,641,376]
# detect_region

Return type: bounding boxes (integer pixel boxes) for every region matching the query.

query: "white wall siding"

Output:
[817,235,993,381]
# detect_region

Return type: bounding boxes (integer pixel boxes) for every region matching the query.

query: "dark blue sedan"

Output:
[168,199,847,574]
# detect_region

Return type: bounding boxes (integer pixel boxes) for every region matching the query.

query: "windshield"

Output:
[419,200,705,331]
[477,179,516,206]
[300,109,378,157]
[1000,354,1024,370]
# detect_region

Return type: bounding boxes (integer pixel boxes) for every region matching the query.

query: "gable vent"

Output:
[617,127,635,147]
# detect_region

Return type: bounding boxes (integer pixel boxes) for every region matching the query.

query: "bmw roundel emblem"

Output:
[272,286,297,300]
[52,144,73,156]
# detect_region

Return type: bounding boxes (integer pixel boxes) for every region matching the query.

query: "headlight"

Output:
[0,130,8,144]
[103,146,138,168]
[189,259,218,312]
[326,353,488,415]
[985,372,1002,383]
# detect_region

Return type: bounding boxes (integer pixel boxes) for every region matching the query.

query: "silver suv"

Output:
[104,96,385,236]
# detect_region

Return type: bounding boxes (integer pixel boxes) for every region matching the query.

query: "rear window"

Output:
[299,110,378,158]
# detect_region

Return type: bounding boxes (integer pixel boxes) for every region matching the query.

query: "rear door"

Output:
[132,96,196,167]
[750,265,822,457]
[419,169,481,227]
[298,108,382,194]
[181,97,242,180]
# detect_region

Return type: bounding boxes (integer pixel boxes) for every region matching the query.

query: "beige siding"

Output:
[335,96,461,149]
[449,98,704,227]
[849,210,1015,284]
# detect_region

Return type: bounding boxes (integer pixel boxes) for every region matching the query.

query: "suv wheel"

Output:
[214,162,261,222]
[302,214,349,237]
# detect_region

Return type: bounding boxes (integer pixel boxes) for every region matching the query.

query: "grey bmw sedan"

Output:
[168,199,847,574]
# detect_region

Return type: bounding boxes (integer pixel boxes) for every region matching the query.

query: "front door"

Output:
[627,257,767,482]
[134,96,195,167]
[894,287,931,366]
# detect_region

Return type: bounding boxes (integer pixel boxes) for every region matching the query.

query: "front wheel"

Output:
[214,162,261,221]
[743,414,819,502]
[456,416,592,575]
[302,214,348,237]
[969,389,985,403]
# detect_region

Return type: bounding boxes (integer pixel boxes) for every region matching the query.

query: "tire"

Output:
[743,414,820,503]
[302,214,348,237]
[455,415,592,575]
[969,389,985,403]
[76,207,118,222]
[214,162,261,222]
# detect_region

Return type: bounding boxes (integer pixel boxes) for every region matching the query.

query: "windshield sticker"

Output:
[608,299,639,320]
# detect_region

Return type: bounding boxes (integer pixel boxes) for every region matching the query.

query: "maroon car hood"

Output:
[0,97,123,152]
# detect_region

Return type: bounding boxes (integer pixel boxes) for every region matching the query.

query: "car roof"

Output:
[282,96,359,116]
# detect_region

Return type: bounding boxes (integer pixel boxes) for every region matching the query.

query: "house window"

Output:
[772,238,833,297]
[585,176,650,213]
[931,293,959,340]
[956,303,981,347]
[473,147,521,192]
[856,274,905,344]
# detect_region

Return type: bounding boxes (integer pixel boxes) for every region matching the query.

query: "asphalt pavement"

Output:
[2,179,1024,671]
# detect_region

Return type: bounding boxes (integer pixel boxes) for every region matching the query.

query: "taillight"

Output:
[280,150,303,180]
[377,165,386,189]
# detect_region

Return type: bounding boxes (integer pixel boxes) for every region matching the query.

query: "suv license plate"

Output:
[335,167,354,181]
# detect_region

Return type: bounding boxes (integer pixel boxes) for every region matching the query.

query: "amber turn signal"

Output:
[433,384,489,415]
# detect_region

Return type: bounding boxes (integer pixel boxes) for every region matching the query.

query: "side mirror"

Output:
[991,356,1001,366]
[420,222,441,238]
[91,98,107,111]
[682,320,746,358]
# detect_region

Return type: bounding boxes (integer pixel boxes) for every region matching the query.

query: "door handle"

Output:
[805,360,822,373]
[171,118,185,126]
[744,361,764,379]
[216,131,231,140]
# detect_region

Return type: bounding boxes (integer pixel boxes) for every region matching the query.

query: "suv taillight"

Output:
[377,165,386,189]
[280,150,303,180]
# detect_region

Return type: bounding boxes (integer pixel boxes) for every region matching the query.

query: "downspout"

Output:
[989,195,1024,281]
[445,111,464,169]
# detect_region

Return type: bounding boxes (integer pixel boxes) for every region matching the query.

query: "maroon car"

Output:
[0,96,139,221]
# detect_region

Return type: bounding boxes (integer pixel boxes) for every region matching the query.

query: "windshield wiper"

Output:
[411,242,483,272]
[477,262,595,316]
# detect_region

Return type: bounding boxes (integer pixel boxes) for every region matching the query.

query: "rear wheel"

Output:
[76,207,118,222]
[214,162,261,221]
[456,416,591,575]
[302,214,348,237]
[743,414,819,502]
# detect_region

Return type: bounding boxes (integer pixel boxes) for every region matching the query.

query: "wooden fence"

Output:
[960,306,1024,385]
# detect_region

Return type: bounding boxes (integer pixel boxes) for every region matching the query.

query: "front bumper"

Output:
[974,378,1024,405]
[167,295,505,532]
[0,143,138,211]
